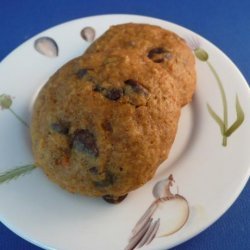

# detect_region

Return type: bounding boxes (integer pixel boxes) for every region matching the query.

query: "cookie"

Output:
[85,23,196,106]
[31,50,181,197]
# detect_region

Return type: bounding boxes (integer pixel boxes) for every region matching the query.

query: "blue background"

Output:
[0,0,249,249]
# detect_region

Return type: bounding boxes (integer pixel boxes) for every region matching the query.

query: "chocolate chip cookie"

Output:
[85,23,196,106]
[31,50,181,197]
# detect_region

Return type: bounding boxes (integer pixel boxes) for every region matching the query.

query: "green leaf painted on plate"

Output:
[224,95,245,137]
[0,164,36,184]
[207,104,225,134]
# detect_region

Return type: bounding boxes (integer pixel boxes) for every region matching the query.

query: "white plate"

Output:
[0,14,250,250]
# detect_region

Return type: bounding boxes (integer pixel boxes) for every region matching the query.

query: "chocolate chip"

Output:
[124,79,148,95]
[93,83,123,101]
[88,166,99,175]
[148,47,166,58]
[102,194,128,204]
[104,88,123,101]
[148,47,172,63]
[93,172,115,188]
[76,68,88,79]
[153,58,165,63]
[51,122,69,135]
[72,129,99,157]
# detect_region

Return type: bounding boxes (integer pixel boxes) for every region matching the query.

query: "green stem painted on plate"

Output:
[206,61,228,146]
[9,107,29,128]
[197,54,245,146]
[0,164,36,184]
[194,46,245,146]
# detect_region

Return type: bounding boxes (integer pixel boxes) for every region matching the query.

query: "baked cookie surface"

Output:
[86,23,196,106]
[31,50,181,197]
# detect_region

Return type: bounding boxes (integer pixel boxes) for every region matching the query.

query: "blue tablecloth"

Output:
[0,0,249,249]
